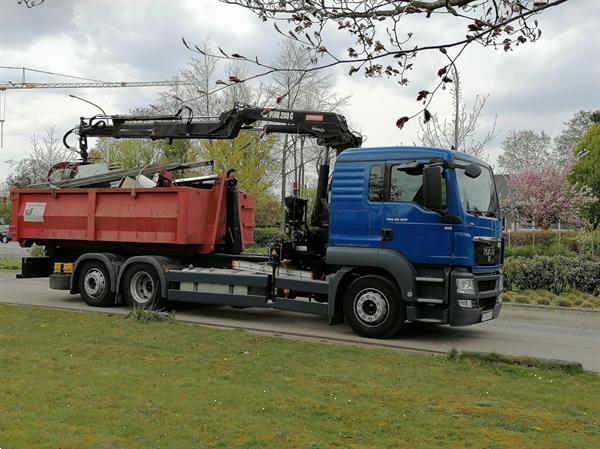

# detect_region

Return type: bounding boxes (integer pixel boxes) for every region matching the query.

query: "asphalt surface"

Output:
[0,241,28,259]
[0,270,599,372]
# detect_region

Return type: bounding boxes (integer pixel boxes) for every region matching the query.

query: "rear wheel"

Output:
[78,261,115,307]
[343,275,405,339]
[122,263,165,309]
[1,235,8,244]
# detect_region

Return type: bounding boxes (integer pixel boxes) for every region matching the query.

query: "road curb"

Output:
[503,302,600,313]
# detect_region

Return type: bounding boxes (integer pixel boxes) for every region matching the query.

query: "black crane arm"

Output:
[70,104,362,161]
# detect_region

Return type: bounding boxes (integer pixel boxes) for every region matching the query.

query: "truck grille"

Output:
[474,238,501,266]
[479,297,496,311]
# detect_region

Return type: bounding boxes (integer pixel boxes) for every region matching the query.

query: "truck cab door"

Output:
[380,162,453,265]
[328,162,383,248]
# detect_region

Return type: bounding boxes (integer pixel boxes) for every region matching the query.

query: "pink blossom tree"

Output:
[503,166,596,229]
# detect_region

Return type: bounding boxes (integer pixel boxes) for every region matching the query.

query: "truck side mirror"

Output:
[423,165,444,211]
[464,163,482,179]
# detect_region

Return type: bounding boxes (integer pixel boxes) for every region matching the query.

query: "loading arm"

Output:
[67,104,362,161]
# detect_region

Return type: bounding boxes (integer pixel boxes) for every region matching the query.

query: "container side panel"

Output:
[239,192,256,245]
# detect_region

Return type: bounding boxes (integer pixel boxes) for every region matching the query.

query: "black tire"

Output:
[121,263,166,309]
[78,261,115,307]
[1,235,8,244]
[343,275,405,339]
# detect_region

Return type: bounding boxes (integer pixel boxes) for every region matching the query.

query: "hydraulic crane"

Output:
[62,104,362,266]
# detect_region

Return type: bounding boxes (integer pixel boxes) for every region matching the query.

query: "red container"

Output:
[10,175,255,255]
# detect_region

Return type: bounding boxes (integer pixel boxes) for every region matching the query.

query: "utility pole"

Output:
[453,67,460,151]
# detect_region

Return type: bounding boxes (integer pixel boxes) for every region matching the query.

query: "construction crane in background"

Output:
[0,66,191,147]
[0,80,189,90]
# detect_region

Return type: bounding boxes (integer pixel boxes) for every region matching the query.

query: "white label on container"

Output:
[23,202,46,222]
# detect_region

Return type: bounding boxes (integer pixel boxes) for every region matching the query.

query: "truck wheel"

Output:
[1,235,8,244]
[343,275,405,339]
[78,261,115,307]
[122,263,165,309]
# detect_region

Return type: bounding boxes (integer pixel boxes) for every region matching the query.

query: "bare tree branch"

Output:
[176,0,566,126]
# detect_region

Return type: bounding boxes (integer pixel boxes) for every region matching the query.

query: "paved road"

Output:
[1,270,599,372]
[0,241,28,259]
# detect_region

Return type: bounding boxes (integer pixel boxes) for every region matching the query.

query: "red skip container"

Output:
[10,175,255,255]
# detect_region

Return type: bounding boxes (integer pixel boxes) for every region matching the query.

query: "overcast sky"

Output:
[1,0,599,181]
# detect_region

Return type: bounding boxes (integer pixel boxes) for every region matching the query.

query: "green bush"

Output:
[253,227,285,246]
[503,255,600,295]
[504,231,557,247]
[504,231,600,258]
[504,244,576,258]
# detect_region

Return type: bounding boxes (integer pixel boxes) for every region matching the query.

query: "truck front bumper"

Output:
[449,270,503,326]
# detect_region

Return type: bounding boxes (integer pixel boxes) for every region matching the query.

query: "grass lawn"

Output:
[504,290,600,309]
[0,258,21,270]
[0,305,598,449]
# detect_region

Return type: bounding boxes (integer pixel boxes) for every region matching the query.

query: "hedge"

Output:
[502,255,600,296]
[253,227,286,246]
[504,230,600,253]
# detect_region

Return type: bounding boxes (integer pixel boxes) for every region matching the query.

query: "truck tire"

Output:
[343,275,405,339]
[122,263,166,309]
[78,261,115,307]
[1,235,8,244]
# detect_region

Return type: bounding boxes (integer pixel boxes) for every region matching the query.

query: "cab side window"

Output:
[389,164,447,209]
[368,165,384,202]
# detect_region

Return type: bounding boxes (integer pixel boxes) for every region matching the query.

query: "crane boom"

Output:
[70,104,362,160]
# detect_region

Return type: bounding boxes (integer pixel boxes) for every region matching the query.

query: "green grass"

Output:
[0,305,598,449]
[504,289,600,309]
[243,244,269,255]
[0,257,21,270]
[448,349,584,374]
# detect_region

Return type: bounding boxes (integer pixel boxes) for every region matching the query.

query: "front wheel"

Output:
[1,235,8,244]
[343,275,405,339]
[122,263,166,309]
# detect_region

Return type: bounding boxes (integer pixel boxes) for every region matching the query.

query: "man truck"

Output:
[10,105,503,338]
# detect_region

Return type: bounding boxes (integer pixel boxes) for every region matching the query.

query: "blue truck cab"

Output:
[326,146,503,337]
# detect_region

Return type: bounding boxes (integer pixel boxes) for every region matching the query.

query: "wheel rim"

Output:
[83,268,106,298]
[130,271,155,305]
[353,288,389,327]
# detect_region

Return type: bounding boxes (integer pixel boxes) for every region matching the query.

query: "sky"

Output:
[0,0,599,182]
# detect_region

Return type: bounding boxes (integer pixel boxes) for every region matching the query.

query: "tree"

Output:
[568,124,600,227]
[6,126,71,188]
[93,138,195,169]
[203,0,566,125]
[502,165,596,229]
[200,133,278,214]
[498,130,553,174]
[268,40,349,209]
[0,181,10,224]
[553,110,600,166]
[254,194,281,226]
[418,68,496,159]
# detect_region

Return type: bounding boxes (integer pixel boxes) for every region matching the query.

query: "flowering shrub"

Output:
[502,166,596,229]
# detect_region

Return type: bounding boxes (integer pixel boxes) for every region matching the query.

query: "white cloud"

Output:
[1,0,599,179]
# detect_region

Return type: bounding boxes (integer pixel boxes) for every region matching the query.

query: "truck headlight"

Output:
[456,278,475,295]
[498,275,504,292]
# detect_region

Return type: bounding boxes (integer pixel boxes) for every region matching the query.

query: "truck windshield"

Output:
[456,165,499,217]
